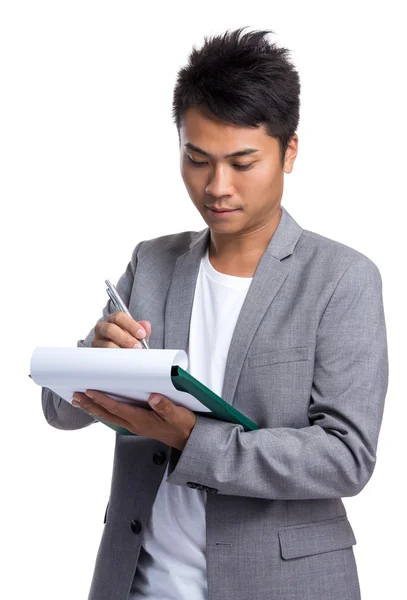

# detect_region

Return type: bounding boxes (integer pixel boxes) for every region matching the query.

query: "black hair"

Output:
[172,26,301,167]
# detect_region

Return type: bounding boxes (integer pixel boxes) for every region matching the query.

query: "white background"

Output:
[1,1,405,598]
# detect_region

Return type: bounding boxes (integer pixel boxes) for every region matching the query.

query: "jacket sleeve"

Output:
[166,256,389,499]
[41,242,143,430]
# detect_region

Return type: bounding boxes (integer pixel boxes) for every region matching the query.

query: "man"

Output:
[41,27,388,600]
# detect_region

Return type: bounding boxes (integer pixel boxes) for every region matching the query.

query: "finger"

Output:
[148,394,197,430]
[105,313,150,346]
[148,394,178,422]
[138,320,151,342]
[96,319,141,348]
[73,392,136,431]
[91,338,121,348]
[83,390,152,431]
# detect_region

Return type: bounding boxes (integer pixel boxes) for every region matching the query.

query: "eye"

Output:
[187,156,253,170]
[187,156,207,167]
[233,163,253,171]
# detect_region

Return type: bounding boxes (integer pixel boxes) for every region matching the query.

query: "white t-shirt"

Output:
[129,245,252,600]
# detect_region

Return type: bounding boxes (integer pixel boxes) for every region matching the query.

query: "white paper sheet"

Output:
[30,347,211,413]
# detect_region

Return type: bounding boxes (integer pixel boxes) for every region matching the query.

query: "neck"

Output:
[209,206,282,268]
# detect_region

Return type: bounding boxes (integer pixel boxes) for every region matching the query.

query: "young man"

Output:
[42,27,388,600]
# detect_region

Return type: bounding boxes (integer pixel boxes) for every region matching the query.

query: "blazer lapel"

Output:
[222,208,303,406]
[164,227,210,354]
[164,206,303,406]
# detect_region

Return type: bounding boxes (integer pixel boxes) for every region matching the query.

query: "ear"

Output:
[284,134,299,174]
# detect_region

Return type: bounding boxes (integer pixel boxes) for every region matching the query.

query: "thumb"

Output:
[138,320,151,342]
[148,394,173,420]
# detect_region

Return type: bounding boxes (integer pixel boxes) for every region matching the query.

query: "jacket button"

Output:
[130,520,142,534]
[153,451,167,465]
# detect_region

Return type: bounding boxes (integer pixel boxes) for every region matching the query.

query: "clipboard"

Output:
[29,347,260,436]
[96,364,259,436]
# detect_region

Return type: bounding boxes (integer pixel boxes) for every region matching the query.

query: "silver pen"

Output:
[105,279,150,350]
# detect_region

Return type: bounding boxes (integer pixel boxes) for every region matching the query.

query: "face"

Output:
[179,107,298,236]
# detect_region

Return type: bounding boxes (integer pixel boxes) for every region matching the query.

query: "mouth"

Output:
[206,206,240,214]
[206,207,240,218]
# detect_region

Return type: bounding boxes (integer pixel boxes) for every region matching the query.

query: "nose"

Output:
[205,164,234,198]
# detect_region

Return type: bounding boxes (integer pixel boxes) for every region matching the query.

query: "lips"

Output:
[207,207,237,212]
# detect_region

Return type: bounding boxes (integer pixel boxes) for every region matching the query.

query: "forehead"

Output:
[180,107,278,155]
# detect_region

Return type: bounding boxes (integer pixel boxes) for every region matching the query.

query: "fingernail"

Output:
[137,328,146,338]
[133,342,142,349]
[149,395,161,407]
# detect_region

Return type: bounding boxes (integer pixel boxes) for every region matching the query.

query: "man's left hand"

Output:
[72,390,197,451]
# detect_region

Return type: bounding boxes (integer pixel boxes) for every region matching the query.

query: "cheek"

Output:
[180,162,188,182]
[237,172,265,199]
[181,165,203,194]
[245,166,281,195]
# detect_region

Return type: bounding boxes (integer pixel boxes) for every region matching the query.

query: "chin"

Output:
[206,222,244,235]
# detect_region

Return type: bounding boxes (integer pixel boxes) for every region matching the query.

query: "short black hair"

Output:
[172,26,301,167]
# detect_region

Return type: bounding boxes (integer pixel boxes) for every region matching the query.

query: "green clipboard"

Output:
[95,365,259,436]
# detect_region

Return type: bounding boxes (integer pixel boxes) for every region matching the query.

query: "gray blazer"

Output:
[41,206,389,600]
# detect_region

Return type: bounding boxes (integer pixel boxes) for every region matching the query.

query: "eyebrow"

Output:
[184,142,259,159]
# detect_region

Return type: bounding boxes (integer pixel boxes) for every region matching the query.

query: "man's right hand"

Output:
[92,312,151,349]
